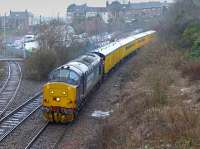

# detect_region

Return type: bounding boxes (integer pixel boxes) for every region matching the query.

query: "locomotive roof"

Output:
[94,30,156,56]
[61,53,101,74]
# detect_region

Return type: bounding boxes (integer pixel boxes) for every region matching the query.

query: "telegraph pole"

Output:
[3,13,6,56]
[3,13,6,44]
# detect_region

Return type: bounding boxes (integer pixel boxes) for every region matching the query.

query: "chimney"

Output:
[106,1,109,7]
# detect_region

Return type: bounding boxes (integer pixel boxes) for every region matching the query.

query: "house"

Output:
[0,15,10,30]
[86,7,109,23]
[9,10,33,30]
[67,4,87,17]
[0,10,33,30]
[126,2,164,17]
[67,1,168,24]
[67,4,109,23]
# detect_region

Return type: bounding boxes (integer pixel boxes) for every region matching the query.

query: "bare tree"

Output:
[0,36,4,51]
[37,19,66,50]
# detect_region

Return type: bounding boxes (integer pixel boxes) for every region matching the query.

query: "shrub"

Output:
[24,40,87,81]
[150,105,200,148]
[182,60,200,81]
[182,23,200,47]
[24,49,58,80]
[190,36,200,58]
[142,67,172,106]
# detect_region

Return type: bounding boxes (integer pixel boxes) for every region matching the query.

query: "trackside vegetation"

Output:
[24,43,86,80]
[183,23,200,58]
[90,0,200,148]
[24,20,87,80]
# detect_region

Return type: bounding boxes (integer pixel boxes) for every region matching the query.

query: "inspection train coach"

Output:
[42,30,156,123]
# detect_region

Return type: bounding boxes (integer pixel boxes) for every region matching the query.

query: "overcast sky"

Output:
[0,0,172,17]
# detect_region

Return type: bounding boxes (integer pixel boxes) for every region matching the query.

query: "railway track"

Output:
[0,62,10,89]
[24,122,70,149]
[25,122,49,149]
[0,93,42,142]
[0,61,22,117]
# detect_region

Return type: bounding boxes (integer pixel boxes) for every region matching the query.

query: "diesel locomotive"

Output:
[42,30,156,123]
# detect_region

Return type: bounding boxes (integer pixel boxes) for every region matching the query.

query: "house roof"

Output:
[10,10,33,17]
[128,2,162,10]
[86,7,107,12]
[67,2,164,13]
[67,4,107,13]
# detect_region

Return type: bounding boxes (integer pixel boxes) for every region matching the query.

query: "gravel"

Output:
[0,108,45,149]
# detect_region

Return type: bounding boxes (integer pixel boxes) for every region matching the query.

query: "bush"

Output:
[24,49,58,80]
[142,66,174,107]
[182,60,200,81]
[190,36,200,58]
[183,23,200,47]
[24,41,87,81]
[161,106,200,147]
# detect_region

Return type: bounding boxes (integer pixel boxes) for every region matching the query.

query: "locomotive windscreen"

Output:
[49,67,80,86]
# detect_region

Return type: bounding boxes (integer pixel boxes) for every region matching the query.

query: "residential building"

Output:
[67,4,109,23]
[9,10,33,30]
[0,10,33,30]
[67,1,169,24]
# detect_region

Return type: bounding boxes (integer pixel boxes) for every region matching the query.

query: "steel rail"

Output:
[0,62,22,118]
[24,122,49,149]
[0,62,11,93]
[0,92,42,142]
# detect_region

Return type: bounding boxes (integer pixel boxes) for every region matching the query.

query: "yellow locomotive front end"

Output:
[42,82,77,123]
[42,64,82,123]
[42,53,103,123]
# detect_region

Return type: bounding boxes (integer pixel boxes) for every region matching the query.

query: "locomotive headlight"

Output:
[56,97,61,102]
[62,91,66,95]
[50,90,54,94]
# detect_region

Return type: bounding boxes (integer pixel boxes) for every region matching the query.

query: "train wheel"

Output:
[74,110,78,120]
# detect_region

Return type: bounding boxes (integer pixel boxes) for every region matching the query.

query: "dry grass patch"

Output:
[182,60,200,81]
[93,40,200,149]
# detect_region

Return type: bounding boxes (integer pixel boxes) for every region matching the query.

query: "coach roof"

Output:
[94,30,156,56]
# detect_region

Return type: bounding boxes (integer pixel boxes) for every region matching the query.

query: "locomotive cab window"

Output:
[68,71,80,85]
[49,68,80,86]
